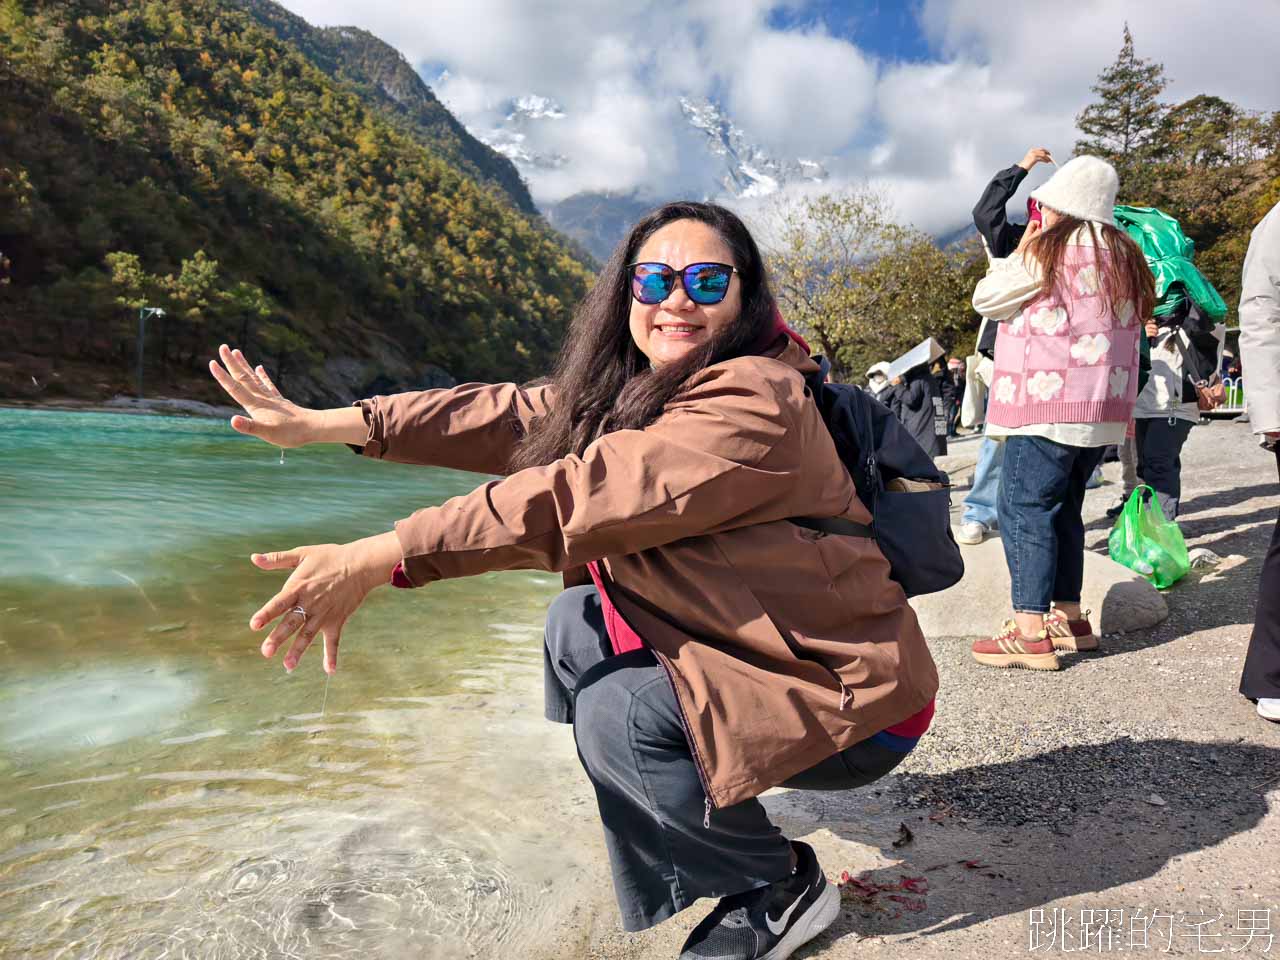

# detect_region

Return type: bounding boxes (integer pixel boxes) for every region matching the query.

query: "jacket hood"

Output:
[755,305,819,377]
[760,329,821,379]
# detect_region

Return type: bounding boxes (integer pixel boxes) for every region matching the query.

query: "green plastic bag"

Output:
[1107,485,1190,589]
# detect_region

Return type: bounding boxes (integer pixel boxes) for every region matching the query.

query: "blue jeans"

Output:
[997,436,1107,614]
[962,437,1004,528]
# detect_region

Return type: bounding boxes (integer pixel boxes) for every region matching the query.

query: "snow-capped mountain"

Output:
[469,93,830,259]
[677,97,827,199]
[473,92,828,200]
[481,91,570,170]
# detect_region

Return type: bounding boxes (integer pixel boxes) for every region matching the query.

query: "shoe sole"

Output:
[1050,633,1099,652]
[760,882,840,960]
[1259,707,1280,723]
[971,651,1060,671]
[955,534,985,545]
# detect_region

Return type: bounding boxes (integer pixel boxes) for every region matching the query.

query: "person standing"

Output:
[1238,200,1280,723]
[947,358,966,437]
[1129,298,1224,521]
[865,361,893,399]
[968,156,1155,670]
[887,361,948,459]
[958,147,1054,545]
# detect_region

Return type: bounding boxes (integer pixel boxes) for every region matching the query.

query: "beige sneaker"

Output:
[1044,608,1099,652]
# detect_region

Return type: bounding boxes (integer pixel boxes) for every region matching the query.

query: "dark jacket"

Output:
[887,365,947,458]
[351,337,938,808]
[972,163,1030,359]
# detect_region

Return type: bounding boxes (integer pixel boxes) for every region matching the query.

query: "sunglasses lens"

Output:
[631,264,674,304]
[684,264,732,304]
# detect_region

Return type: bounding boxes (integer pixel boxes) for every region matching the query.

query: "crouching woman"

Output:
[209,201,937,960]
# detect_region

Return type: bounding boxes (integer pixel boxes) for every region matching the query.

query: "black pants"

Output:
[1240,450,1280,701]
[543,586,912,931]
[1135,417,1195,521]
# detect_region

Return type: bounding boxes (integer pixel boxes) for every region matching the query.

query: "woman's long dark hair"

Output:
[1027,215,1157,321]
[508,201,778,471]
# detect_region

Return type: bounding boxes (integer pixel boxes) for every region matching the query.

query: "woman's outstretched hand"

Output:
[209,344,317,448]
[247,531,404,674]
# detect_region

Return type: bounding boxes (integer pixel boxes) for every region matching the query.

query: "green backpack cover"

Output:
[1113,205,1228,322]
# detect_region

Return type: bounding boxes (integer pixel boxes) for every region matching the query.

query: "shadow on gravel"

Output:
[1083,483,1277,536]
[774,738,1280,949]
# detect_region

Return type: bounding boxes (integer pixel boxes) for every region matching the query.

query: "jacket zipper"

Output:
[593,564,718,827]
[797,527,857,713]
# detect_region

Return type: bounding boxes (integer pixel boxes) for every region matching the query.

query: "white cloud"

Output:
[275,0,1279,228]
[728,30,876,155]
[921,0,1280,113]
[857,0,1280,230]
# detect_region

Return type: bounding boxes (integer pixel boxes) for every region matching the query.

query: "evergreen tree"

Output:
[1074,24,1168,201]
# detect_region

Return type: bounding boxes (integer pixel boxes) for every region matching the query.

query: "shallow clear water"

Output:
[0,409,595,959]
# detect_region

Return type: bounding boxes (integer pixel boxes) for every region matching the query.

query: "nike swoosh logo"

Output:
[765,889,807,936]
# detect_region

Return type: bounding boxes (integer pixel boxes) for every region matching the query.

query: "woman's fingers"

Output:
[229,414,265,437]
[262,606,308,658]
[250,585,302,631]
[252,549,304,571]
[255,365,283,398]
[282,620,322,672]
[323,624,342,675]
[221,344,259,386]
[209,358,255,408]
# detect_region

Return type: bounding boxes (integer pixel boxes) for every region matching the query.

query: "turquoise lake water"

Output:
[0,408,594,959]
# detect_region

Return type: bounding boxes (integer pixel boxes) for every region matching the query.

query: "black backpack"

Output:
[793,357,964,598]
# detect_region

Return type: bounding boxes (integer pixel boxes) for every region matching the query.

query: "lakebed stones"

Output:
[910,534,1168,638]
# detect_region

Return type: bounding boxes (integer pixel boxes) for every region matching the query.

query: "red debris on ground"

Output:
[835,870,929,916]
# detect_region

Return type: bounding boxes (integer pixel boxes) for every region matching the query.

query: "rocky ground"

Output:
[579,419,1280,959]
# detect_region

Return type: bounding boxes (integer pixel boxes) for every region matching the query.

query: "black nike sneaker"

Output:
[678,841,840,960]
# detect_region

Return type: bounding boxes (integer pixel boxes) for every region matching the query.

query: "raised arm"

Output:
[209,343,552,475]
[350,380,553,475]
[238,357,846,675]
[388,358,840,586]
[972,148,1051,259]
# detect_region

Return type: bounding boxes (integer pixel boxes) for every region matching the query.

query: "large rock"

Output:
[909,534,1168,637]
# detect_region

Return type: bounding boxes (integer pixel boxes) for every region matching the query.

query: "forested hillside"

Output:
[233,0,536,214]
[0,0,592,406]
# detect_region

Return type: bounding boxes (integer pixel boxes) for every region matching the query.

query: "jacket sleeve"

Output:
[897,375,929,411]
[388,360,828,585]
[972,164,1029,259]
[1239,204,1280,435]
[350,382,553,475]
[882,383,903,416]
[972,252,1044,321]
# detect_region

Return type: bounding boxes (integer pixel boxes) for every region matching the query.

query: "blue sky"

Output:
[769,1,933,62]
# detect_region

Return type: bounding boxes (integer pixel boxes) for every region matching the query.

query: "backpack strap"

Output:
[790,516,874,539]
[796,356,879,537]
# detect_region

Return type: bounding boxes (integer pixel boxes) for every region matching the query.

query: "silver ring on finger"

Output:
[289,605,307,623]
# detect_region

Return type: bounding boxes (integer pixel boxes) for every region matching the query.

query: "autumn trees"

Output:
[0,0,591,402]
[763,189,984,380]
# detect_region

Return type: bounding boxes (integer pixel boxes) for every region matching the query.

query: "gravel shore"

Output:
[575,418,1280,960]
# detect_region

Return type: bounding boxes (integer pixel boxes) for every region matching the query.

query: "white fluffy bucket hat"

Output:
[1030,155,1120,226]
